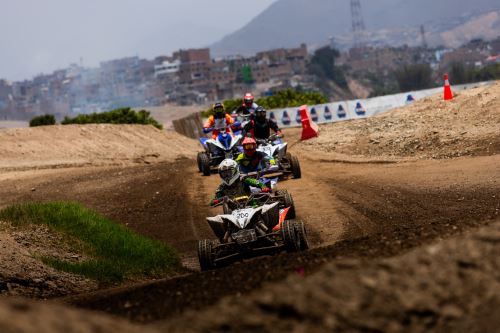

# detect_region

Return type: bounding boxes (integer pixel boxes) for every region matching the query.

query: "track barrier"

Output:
[300,105,319,141]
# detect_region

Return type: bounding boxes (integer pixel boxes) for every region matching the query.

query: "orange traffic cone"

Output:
[300,105,319,140]
[443,73,453,101]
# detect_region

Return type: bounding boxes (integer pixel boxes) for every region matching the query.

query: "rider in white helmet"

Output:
[210,159,270,206]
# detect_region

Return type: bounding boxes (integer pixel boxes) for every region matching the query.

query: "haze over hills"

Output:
[211,0,500,56]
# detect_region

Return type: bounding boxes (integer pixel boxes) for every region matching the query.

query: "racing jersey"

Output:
[243,118,280,140]
[204,114,234,139]
[235,151,276,174]
[211,178,267,204]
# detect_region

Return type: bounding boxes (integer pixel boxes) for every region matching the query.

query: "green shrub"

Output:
[0,202,182,282]
[61,107,163,130]
[29,114,56,127]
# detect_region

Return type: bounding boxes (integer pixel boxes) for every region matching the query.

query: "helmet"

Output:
[213,102,225,115]
[243,93,254,108]
[255,106,266,121]
[218,159,240,186]
[242,137,257,157]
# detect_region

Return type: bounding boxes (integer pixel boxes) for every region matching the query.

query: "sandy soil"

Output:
[0,82,498,331]
[0,124,198,171]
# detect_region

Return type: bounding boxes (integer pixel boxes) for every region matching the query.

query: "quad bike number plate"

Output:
[231,229,257,244]
[260,146,273,156]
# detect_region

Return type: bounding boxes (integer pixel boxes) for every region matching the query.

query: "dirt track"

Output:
[0,82,499,331]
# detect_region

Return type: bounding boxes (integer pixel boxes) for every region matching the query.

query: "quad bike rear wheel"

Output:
[198,239,215,271]
[276,190,296,219]
[294,220,310,250]
[199,153,211,176]
[281,220,300,252]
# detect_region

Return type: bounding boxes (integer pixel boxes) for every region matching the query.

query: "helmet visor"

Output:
[243,143,255,150]
[219,168,234,181]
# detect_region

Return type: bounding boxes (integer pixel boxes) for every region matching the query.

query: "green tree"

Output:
[394,64,433,92]
[308,47,348,89]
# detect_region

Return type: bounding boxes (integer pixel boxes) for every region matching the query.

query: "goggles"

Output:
[219,169,234,179]
[243,143,256,150]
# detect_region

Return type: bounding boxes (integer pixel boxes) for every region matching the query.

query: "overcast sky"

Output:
[0,0,276,81]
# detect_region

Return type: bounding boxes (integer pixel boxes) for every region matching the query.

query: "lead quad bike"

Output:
[256,133,301,179]
[198,193,309,271]
[197,123,242,176]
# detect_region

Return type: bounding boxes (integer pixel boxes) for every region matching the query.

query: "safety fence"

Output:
[265,81,493,128]
[174,80,493,138]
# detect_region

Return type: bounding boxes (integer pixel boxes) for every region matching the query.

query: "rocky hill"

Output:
[211,0,500,55]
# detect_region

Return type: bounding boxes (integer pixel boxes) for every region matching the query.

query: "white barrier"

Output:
[267,81,493,128]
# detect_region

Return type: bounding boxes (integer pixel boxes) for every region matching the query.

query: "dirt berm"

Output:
[161,219,500,333]
[0,221,498,333]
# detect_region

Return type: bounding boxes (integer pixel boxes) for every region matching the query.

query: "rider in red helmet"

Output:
[236,137,276,173]
[233,92,258,118]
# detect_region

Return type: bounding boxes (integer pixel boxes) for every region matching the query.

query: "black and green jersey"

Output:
[211,178,267,205]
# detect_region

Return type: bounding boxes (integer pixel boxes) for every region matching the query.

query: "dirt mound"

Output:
[0,221,97,298]
[162,219,500,333]
[298,81,500,161]
[0,124,198,171]
[0,298,157,333]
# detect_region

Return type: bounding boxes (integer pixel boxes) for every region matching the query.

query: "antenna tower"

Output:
[420,25,428,49]
[351,0,366,48]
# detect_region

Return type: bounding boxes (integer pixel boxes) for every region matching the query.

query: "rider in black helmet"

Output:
[243,106,282,140]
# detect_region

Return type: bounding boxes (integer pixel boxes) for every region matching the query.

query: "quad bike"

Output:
[197,123,242,176]
[198,193,309,271]
[256,133,301,179]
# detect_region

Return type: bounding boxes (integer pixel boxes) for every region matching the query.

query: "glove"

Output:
[203,127,213,134]
[276,132,284,138]
[261,187,271,193]
[210,199,220,206]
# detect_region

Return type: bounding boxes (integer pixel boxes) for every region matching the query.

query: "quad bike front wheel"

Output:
[199,153,211,176]
[198,239,215,271]
[276,190,296,219]
[196,152,204,172]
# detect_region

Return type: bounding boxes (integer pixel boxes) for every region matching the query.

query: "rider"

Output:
[232,93,259,119]
[236,137,277,174]
[210,159,271,206]
[243,106,282,141]
[203,102,234,139]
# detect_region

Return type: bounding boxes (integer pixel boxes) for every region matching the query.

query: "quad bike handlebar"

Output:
[212,192,272,210]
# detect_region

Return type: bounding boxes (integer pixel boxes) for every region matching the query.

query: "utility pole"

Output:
[351,0,366,48]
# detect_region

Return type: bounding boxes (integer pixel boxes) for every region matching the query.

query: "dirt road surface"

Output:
[0,82,499,332]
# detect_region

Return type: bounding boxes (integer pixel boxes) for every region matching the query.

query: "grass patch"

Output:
[0,202,182,282]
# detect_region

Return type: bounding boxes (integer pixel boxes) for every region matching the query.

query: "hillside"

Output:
[297,81,500,161]
[211,0,500,55]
